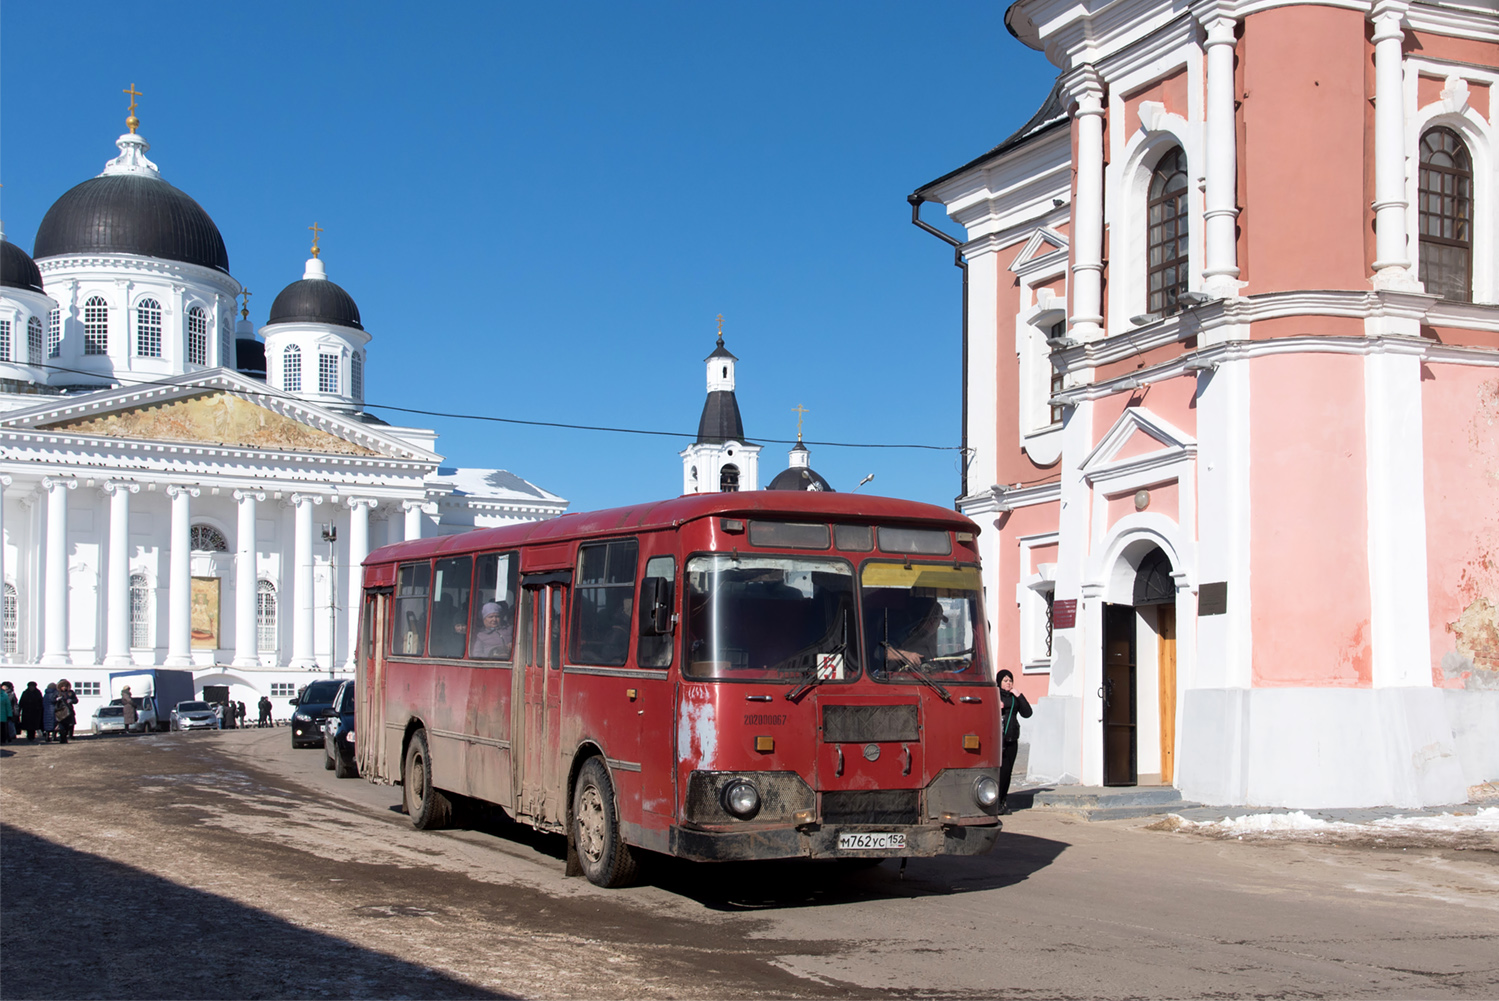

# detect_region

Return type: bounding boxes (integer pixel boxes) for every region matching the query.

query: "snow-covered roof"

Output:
[429,466,566,504]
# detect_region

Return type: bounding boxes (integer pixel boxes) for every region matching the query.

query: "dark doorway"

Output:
[1101,603,1138,786]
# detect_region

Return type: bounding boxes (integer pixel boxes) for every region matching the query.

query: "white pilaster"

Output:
[1069,69,1107,339]
[103,481,139,667]
[1365,344,1433,686]
[40,477,76,666]
[346,498,377,668]
[1202,15,1244,297]
[290,493,322,670]
[964,245,1001,494]
[1371,3,1420,291]
[233,490,265,668]
[164,485,199,667]
[403,499,425,542]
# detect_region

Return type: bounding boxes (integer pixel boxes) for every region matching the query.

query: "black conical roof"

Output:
[696,390,746,444]
[1,240,46,293]
[34,173,230,273]
[266,276,363,330]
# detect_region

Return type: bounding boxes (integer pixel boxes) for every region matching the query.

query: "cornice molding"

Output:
[38,254,241,297]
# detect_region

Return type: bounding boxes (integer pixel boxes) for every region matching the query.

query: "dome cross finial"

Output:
[716,312,724,345]
[309,221,323,258]
[793,404,808,442]
[240,287,253,320]
[123,83,143,134]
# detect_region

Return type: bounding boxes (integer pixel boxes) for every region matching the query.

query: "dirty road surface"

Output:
[2,728,1496,999]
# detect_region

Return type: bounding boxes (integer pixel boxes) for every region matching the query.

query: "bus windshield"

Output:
[684,555,858,683]
[862,562,990,686]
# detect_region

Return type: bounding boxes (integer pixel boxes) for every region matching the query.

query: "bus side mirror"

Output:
[643,577,674,635]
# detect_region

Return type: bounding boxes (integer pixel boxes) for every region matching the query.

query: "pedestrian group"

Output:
[0,678,78,744]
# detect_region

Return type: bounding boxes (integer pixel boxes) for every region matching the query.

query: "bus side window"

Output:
[394,562,431,656]
[571,539,639,667]
[469,552,518,661]
[431,556,473,659]
[637,555,674,668]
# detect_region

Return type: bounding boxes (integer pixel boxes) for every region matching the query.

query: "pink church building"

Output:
[912,0,1496,807]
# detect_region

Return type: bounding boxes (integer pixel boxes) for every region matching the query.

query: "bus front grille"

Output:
[821,704,919,743]
[821,789,920,826]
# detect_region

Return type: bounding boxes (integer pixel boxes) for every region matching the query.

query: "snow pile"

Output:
[1153,807,1499,847]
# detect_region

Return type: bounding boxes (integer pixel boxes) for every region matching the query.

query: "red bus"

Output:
[355,491,1002,886]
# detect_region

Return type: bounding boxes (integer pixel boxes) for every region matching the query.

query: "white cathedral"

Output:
[0,110,566,711]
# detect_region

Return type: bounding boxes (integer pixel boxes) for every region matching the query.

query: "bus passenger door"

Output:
[514,575,569,828]
[356,591,388,780]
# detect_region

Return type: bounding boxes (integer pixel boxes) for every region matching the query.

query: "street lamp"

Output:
[321,525,337,676]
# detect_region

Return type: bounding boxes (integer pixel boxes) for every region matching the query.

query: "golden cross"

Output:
[309,222,323,258]
[716,313,724,336]
[123,83,143,133]
[793,404,809,441]
[240,288,253,320]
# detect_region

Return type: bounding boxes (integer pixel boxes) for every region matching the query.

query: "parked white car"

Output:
[91,705,128,735]
[170,701,221,731]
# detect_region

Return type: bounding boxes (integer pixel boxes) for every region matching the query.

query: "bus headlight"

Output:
[974,775,1000,808]
[721,780,761,819]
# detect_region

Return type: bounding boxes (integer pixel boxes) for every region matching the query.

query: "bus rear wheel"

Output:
[403,729,452,830]
[572,757,638,888]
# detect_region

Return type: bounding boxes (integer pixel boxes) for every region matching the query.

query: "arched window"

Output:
[1419,127,1473,303]
[1133,548,1175,606]
[0,320,11,363]
[27,316,43,364]
[130,573,151,647]
[256,580,278,653]
[187,307,208,366]
[720,463,740,492]
[83,296,109,355]
[135,298,162,357]
[351,353,364,401]
[1147,147,1190,316]
[319,352,339,394]
[47,308,61,358]
[284,345,302,391]
[190,525,228,552]
[3,582,17,654]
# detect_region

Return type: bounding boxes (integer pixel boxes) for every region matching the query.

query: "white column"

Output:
[403,500,425,541]
[1202,15,1244,297]
[1069,69,1106,338]
[164,485,199,667]
[233,490,265,668]
[345,498,376,668]
[40,477,77,666]
[0,474,11,665]
[290,493,322,670]
[1371,3,1419,290]
[103,481,140,668]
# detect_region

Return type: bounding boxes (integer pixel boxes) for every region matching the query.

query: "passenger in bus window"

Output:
[471,601,513,660]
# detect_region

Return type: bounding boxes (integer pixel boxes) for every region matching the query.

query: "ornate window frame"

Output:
[27,316,42,365]
[187,305,209,367]
[283,345,302,392]
[1017,532,1060,673]
[83,295,110,355]
[256,579,278,654]
[129,572,152,649]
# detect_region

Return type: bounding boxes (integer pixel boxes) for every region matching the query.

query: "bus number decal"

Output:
[743,714,788,726]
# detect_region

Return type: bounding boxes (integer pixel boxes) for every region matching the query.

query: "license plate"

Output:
[837,831,906,851]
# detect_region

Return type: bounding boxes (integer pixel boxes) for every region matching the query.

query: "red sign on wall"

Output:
[1052,598,1077,629]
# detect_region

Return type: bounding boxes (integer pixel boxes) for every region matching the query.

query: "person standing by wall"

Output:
[53,680,78,744]
[996,669,1032,815]
[120,686,138,735]
[257,696,273,728]
[0,681,15,743]
[41,683,57,742]
[19,682,44,741]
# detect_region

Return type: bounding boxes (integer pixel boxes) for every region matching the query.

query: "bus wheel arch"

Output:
[402,725,453,830]
[568,750,638,887]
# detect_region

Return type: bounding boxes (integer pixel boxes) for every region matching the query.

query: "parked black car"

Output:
[322,680,358,778]
[289,679,346,748]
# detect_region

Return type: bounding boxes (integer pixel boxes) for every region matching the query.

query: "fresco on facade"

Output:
[39,392,381,456]
[191,577,220,649]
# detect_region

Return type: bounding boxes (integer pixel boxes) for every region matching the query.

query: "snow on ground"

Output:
[1149,807,1499,850]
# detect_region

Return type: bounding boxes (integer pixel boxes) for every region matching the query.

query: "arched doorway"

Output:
[1101,546,1176,786]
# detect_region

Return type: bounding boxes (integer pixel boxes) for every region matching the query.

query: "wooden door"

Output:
[1157,604,1176,786]
[1101,603,1138,786]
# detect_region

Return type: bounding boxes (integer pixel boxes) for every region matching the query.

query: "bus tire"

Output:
[403,729,452,830]
[572,757,638,888]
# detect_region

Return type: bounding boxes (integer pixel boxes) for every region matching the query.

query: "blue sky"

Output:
[1,1,1054,513]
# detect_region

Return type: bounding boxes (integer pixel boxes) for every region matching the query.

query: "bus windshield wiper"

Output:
[785,613,848,701]
[879,641,953,703]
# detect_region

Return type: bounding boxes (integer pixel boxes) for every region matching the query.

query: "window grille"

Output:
[1419,127,1473,303]
[1147,147,1190,316]
[190,525,228,551]
[2,583,16,654]
[187,307,207,366]
[0,320,11,363]
[130,574,151,647]
[271,682,296,697]
[257,580,278,653]
[284,346,302,391]
[1043,589,1055,658]
[135,298,162,357]
[27,317,42,364]
[319,353,338,394]
[84,297,109,355]
[719,464,740,492]
[74,681,102,696]
[48,308,61,358]
[351,353,364,401]
[1047,320,1066,425]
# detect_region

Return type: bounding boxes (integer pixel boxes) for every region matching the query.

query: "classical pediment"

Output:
[1080,407,1196,484]
[36,390,382,456]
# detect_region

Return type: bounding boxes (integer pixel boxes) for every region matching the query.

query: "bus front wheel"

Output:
[403,729,452,830]
[572,757,638,888]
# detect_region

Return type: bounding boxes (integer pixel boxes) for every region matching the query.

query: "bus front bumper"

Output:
[668,820,1001,863]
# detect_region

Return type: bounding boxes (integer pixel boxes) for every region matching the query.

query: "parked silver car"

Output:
[170,700,221,731]
[91,705,128,735]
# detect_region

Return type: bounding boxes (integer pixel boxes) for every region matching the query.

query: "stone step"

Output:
[1019,785,1201,821]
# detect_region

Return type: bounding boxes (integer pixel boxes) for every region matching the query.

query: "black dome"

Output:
[235,338,266,379]
[768,466,835,492]
[34,174,230,273]
[266,277,364,330]
[1,240,46,293]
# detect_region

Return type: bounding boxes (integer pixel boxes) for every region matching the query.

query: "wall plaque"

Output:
[1052,598,1078,629]
[1199,581,1228,616]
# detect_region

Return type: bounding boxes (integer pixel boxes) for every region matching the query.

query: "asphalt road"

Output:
[2,727,1495,1000]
